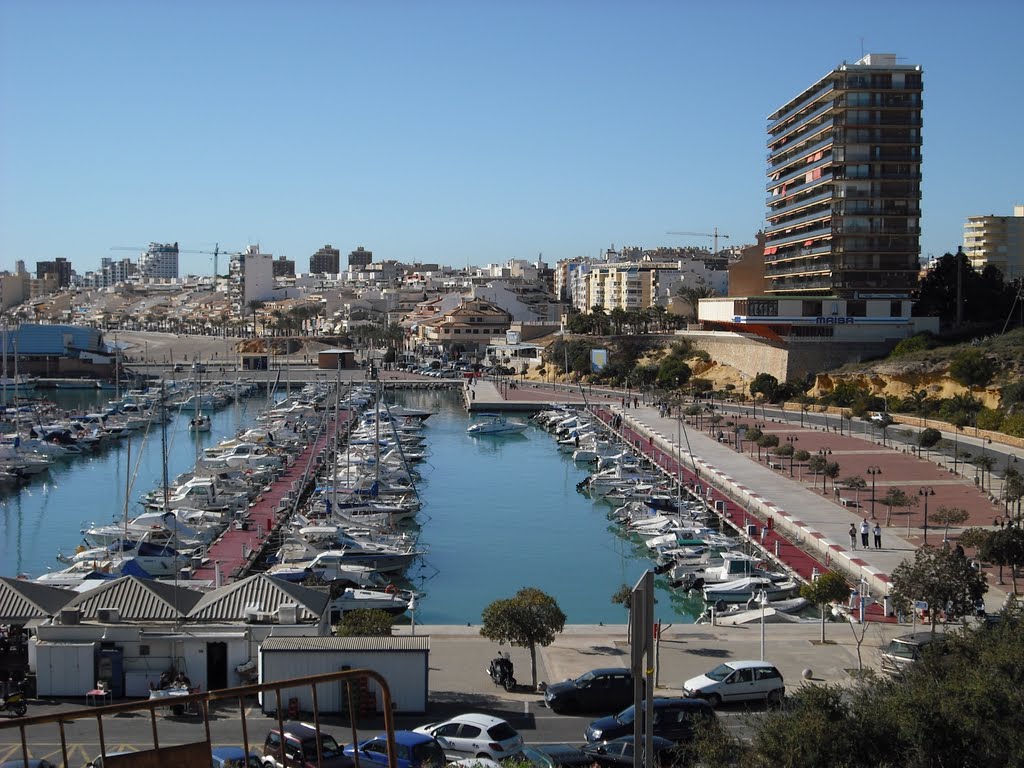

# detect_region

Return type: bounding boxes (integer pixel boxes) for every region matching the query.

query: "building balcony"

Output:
[768,81,836,129]
[765,261,833,277]
[768,189,834,220]
[765,174,832,206]
[767,130,834,165]
[766,223,834,250]
[766,206,833,235]
[768,156,833,191]
[769,105,836,148]
[766,242,834,262]
[765,276,835,292]
[838,114,923,127]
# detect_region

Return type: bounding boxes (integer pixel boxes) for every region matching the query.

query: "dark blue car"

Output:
[343,731,447,768]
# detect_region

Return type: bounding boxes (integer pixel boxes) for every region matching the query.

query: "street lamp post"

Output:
[786,435,798,476]
[867,466,882,520]
[819,448,831,494]
[919,486,935,544]
[758,589,768,660]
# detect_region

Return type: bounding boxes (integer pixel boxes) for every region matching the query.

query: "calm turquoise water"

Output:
[0,388,705,624]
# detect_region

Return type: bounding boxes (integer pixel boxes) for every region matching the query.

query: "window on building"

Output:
[802,300,822,317]
[891,301,903,318]
[848,300,867,317]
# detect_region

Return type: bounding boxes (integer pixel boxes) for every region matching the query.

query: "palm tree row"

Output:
[567,304,678,335]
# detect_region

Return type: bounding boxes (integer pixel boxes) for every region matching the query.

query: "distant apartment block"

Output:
[963,205,1024,279]
[36,257,72,288]
[310,245,341,275]
[348,246,372,270]
[138,242,179,280]
[764,54,923,298]
[272,256,296,278]
[229,245,276,317]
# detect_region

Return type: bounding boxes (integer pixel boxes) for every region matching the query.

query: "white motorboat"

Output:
[702,576,801,604]
[329,587,412,619]
[467,413,528,436]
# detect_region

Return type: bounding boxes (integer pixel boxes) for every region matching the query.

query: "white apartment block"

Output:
[229,245,276,315]
[963,205,1024,279]
[138,243,179,280]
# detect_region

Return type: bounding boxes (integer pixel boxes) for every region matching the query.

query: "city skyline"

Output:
[2,0,1022,277]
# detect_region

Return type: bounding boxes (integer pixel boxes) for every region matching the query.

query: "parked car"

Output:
[173,363,185,372]
[211,746,262,767]
[543,667,633,714]
[192,362,207,373]
[1,760,58,768]
[682,660,785,707]
[262,722,351,768]
[581,735,683,768]
[584,698,715,744]
[869,411,893,426]
[84,752,135,768]
[413,713,523,760]
[343,731,447,768]
[520,743,592,768]
[880,632,950,677]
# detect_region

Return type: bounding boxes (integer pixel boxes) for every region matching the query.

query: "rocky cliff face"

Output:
[811,370,1001,408]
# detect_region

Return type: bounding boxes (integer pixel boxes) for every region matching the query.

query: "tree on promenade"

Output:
[800,571,850,643]
[964,526,1024,594]
[756,433,779,461]
[890,546,987,632]
[480,587,566,690]
[930,505,970,540]
[880,488,913,527]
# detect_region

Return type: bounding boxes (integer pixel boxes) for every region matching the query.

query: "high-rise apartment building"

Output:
[348,246,372,270]
[963,205,1024,280]
[36,257,72,287]
[272,256,296,278]
[138,242,179,280]
[309,245,341,275]
[764,54,923,298]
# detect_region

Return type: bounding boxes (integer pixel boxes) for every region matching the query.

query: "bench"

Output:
[767,461,784,470]
[839,497,859,508]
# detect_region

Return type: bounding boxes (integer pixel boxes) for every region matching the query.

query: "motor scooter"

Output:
[0,684,27,717]
[486,653,516,691]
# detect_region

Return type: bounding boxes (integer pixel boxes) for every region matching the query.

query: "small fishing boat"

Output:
[189,414,211,432]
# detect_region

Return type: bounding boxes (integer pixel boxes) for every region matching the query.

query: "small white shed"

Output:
[259,635,430,715]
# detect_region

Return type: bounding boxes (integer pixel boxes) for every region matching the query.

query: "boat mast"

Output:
[123,436,132,550]
[194,367,201,462]
[1,319,7,408]
[332,357,340,515]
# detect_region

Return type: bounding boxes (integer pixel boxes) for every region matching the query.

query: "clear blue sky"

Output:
[2,0,1022,277]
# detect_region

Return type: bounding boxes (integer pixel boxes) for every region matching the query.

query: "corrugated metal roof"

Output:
[261,636,430,652]
[188,574,328,622]
[65,576,203,621]
[0,577,77,622]
[6,324,104,356]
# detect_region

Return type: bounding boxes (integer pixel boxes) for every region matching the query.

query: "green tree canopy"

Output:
[800,571,850,643]
[480,587,566,690]
[949,348,997,392]
[917,427,943,449]
[334,609,394,637]
[749,372,780,401]
[889,546,988,631]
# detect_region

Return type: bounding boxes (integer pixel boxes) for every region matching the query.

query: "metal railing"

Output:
[0,668,395,768]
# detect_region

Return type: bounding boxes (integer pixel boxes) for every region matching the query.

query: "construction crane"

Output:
[110,243,238,277]
[666,227,731,257]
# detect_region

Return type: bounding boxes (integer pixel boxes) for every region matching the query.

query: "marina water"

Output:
[1,387,707,624]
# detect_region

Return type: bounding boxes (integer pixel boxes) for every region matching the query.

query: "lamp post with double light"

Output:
[818,448,832,494]
[919,486,935,545]
[867,465,882,520]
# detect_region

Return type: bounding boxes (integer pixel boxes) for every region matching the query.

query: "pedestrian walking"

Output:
[849,523,857,549]
[873,522,882,549]
[860,519,870,548]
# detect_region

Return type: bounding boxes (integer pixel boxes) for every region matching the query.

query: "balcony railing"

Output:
[766,207,833,235]
[0,668,397,768]
[768,81,836,130]
[767,189,834,221]
[768,104,835,148]
[767,223,834,250]
[767,130,834,165]
[765,174,832,206]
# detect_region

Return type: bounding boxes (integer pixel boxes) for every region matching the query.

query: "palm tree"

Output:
[608,307,628,335]
[676,284,716,323]
[246,300,265,338]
